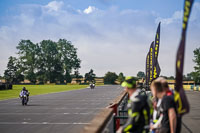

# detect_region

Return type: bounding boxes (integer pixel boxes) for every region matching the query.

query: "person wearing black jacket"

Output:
[117,77,152,133]
[153,81,177,133]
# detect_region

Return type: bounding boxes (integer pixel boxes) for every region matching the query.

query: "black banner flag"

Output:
[153,22,161,80]
[149,41,154,86]
[175,0,194,115]
[145,51,150,89]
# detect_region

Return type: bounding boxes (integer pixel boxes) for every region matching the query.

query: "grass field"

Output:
[0,85,88,100]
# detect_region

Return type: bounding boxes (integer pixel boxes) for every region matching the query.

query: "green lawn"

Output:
[0,85,88,100]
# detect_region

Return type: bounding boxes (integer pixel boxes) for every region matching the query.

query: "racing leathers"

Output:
[122,89,152,133]
[19,90,29,101]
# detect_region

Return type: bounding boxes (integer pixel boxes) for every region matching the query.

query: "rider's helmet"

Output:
[23,87,26,91]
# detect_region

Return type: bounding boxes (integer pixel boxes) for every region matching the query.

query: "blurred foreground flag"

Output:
[175,0,194,115]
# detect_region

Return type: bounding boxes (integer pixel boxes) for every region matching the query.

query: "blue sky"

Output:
[0,0,200,77]
[0,0,187,18]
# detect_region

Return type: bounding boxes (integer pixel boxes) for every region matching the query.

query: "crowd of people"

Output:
[117,76,182,133]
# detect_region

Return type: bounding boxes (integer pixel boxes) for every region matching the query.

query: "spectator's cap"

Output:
[121,76,137,89]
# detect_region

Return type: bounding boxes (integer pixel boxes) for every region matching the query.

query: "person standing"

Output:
[152,81,177,133]
[117,77,152,133]
[158,77,182,133]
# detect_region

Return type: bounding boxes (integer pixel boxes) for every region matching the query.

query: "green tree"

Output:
[16,40,39,84]
[168,76,175,80]
[190,72,200,83]
[15,60,25,83]
[65,71,72,83]
[39,40,63,83]
[104,71,118,84]
[84,69,96,83]
[186,73,194,81]
[72,70,83,84]
[191,47,200,83]
[57,39,81,81]
[118,72,125,84]
[8,39,81,84]
[4,56,24,83]
[137,71,145,79]
[194,48,200,72]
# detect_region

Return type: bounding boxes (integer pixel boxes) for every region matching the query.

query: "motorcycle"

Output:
[90,83,95,89]
[21,94,28,106]
[19,91,29,106]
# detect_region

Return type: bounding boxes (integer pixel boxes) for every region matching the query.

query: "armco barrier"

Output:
[82,91,127,133]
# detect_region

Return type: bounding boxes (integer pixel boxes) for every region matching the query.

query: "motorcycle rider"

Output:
[19,87,30,102]
[90,82,95,89]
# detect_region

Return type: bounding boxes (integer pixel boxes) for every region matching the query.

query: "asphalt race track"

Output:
[0,85,123,133]
[1,86,199,133]
[182,90,200,133]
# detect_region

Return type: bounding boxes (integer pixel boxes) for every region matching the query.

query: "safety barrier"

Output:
[0,83,12,90]
[109,91,128,132]
[112,92,129,132]
[82,91,128,133]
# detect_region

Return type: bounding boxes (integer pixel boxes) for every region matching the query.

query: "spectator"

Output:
[151,81,177,133]
[117,76,152,133]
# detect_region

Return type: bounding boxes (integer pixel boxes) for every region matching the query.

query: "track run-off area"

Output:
[0,85,200,133]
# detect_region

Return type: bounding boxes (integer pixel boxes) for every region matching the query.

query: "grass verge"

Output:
[0,85,88,100]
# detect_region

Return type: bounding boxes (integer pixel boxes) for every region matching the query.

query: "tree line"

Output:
[2,38,127,85]
[3,38,200,84]
[4,39,81,84]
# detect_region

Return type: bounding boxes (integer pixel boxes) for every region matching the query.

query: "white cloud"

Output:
[0,1,200,77]
[156,10,183,25]
[83,6,97,14]
[45,1,63,12]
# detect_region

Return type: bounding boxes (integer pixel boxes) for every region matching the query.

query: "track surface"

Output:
[0,85,123,133]
[1,87,199,133]
[182,90,200,133]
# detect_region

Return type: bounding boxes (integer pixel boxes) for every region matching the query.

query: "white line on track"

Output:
[0,122,90,125]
